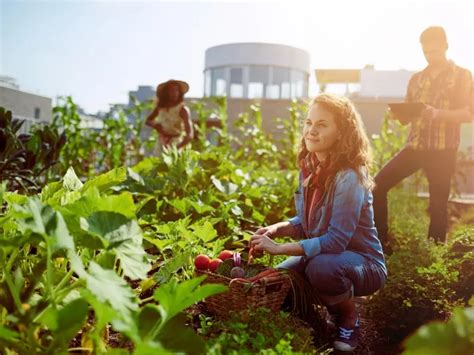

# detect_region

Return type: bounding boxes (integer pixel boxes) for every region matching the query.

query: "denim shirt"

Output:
[289,168,387,273]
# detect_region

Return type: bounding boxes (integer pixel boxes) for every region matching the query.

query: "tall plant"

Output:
[0,107,65,193]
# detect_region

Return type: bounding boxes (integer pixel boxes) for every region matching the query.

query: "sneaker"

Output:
[333,319,361,352]
[328,314,360,330]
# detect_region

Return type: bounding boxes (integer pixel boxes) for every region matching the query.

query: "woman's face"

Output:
[303,103,340,155]
[167,84,181,102]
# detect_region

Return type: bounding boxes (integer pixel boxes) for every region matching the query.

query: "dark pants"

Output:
[373,148,456,244]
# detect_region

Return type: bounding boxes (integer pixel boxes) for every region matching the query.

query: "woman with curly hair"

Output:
[250,93,387,352]
[145,79,194,150]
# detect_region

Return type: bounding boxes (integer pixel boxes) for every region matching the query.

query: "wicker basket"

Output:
[196,269,291,318]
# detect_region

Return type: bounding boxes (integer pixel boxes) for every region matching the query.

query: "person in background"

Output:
[373,26,473,249]
[146,79,194,150]
[250,93,387,352]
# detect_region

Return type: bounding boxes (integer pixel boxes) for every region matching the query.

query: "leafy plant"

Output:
[365,190,472,347]
[0,168,226,354]
[403,298,474,355]
[201,308,320,354]
[0,107,65,193]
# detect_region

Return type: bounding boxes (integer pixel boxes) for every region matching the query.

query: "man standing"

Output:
[373,26,473,249]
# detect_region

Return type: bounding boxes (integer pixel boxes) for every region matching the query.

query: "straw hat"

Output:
[156,79,189,97]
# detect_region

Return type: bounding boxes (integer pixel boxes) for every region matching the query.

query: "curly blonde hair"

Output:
[297,93,374,190]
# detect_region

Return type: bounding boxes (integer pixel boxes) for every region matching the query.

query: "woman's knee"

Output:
[304,255,347,288]
[277,256,306,274]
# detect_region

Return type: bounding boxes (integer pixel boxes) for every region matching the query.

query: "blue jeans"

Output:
[277,251,387,306]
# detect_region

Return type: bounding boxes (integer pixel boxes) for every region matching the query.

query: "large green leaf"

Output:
[82,167,127,193]
[154,251,191,285]
[38,298,89,349]
[190,220,217,243]
[80,211,132,247]
[153,276,227,322]
[0,325,19,343]
[136,304,162,339]
[63,167,83,191]
[40,181,63,202]
[81,288,125,333]
[58,188,136,250]
[80,211,149,279]
[134,342,169,355]
[83,261,138,319]
[13,198,74,254]
[132,287,213,355]
[211,176,238,195]
[54,298,89,340]
[62,188,136,219]
[46,209,75,254]
[156,312,206,354]
[403,306,474,355]
[187,199,214,214]
[3,192,28,206]
[167,198,190,214]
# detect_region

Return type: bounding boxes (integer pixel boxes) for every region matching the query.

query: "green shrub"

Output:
[199,308,322,354]
[366,237,463,345]
[0,107,65,193]
[403,299,474,355]
[448,226,474,304]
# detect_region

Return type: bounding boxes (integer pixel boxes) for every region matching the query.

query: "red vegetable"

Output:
[194,254,211,270]
[218,250,234,261]
[230,266,245,279]
[229,268,281,287]
[209,258,223,272]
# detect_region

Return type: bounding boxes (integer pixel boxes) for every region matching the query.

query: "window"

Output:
[273,67,290,99]
[212,68,226,96]
[230,68,243,98]
[204,70,211,97]
[230,84,243,98]
[34,107,40,119]
[248,66,268,99]
[216,79,226,96]
[281,82,290,99]
[265,84,279,99]
[248,82,264,99]
[291,70,305,99]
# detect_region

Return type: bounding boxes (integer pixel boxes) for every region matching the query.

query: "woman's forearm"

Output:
[272,221,299,238]
[277,242,305,256]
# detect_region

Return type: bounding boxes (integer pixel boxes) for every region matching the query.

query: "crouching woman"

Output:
[250,93,387,352]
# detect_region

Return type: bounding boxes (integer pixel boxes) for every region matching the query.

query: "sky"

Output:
[1,0,473,113]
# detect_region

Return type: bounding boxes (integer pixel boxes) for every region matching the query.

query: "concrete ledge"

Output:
[417,192,474,205]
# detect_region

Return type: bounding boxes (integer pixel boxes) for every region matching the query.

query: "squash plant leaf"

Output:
[80,211,149,279]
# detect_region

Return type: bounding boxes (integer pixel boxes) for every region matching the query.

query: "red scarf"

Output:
[301,154,331,228]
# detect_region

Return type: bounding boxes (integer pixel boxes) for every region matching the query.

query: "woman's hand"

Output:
[250,233,281,255]
[253,225,278,239]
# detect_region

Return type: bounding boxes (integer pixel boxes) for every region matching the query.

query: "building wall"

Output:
[205,43,310,72]
[359,68,414,97]
[0,86,52,133]
[204,43,310,99]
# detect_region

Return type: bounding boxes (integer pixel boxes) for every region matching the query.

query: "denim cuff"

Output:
[299,238,321,258]
[288,217,305,239]
[318,284,354,306]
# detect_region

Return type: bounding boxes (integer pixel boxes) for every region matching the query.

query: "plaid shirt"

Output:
[405,61,473,150]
